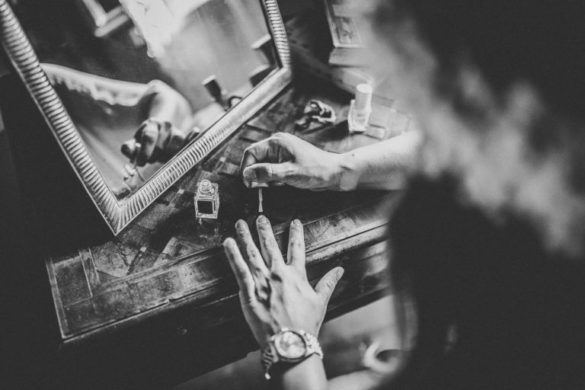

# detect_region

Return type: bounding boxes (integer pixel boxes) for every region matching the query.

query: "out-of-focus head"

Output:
[361,0,585,255]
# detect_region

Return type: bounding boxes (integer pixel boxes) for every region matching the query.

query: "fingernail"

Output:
[257,214,268,225]
[235,219,246,231]
[223,237,234,248]
[293,219,301,227]
[337,268,345,279]
[243,167,257,182]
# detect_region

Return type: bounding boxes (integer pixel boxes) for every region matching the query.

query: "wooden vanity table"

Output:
[0,1,412,388]
[2,74,409,389]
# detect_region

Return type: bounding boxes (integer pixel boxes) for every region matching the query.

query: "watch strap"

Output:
[298,330,323,358]
[261,345,278,380]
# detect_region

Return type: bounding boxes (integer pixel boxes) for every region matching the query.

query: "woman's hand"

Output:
[240,133,351,191]
[121,119,197,166]
[241,131,423,192]
[121,80,197,166]
[223,216,344,348]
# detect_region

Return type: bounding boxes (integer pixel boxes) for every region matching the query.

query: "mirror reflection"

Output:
[13,0,277,197]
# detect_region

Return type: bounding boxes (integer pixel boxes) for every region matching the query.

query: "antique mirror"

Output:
[0,0,291,234]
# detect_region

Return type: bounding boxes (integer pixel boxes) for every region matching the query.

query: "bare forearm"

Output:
[272,356,328,390]
[42,63,149,103]
[338,130,421,191]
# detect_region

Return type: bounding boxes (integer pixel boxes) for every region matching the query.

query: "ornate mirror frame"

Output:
[0,0,291,234]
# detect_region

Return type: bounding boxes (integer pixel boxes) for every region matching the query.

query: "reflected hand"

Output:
[223,216,344,348]
[121,119,198,166]
[240,133,346,190]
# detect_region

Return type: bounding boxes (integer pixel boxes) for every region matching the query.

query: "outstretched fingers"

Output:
[287,219,306,270]
[223,237,255,303]
[235,219,270,280]
[256,215,285,269]
[315,267,345,305]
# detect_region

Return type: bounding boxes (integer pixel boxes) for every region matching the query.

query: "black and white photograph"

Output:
[2,0,585,389]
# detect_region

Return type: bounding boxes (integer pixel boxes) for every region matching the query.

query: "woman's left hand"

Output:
[223,216,344,349]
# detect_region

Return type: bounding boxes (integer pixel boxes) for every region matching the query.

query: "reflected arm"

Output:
[43,63,152,105]
[42,63,197,166]
[42,63,193,129]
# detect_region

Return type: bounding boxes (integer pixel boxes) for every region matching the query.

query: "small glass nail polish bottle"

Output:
[348,83,373,133]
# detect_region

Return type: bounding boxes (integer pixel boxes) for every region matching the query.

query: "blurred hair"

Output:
[368,1,585,389]
[372,0,585,192]
[371,0,585,239]
[375,0,585,121]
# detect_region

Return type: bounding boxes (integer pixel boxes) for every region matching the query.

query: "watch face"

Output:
[274,330,307,360]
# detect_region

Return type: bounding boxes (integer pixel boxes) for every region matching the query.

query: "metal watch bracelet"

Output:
[261,329,323,380]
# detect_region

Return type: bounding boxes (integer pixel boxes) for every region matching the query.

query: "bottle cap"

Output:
[354,83,373,111]
[199,179,215,195]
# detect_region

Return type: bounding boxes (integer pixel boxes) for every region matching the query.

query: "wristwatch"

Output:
[261,328,323,380]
